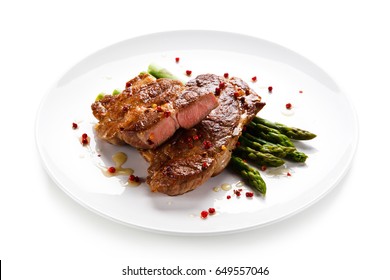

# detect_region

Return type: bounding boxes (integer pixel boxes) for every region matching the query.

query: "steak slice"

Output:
[140,74,265,195]
[91,73,218,149]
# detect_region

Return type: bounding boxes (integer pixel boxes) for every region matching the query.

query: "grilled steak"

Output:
[91,73,218,149]
[141,74,265,195]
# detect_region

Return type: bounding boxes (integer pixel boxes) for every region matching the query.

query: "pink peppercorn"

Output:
[246,192,254,198]
[200,210,208,219]
[108,167,116,173]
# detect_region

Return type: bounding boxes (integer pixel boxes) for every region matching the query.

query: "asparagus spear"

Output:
[234,145,285,167]
[239,134,293,158]
[285,149,308,162]
[243,132,308,163]
[247,122,295,147]
[252,116,316,140]
[229,155,266,195]
[147,64,181,81]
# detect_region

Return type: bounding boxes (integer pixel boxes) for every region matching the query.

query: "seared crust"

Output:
[91,73,218,149]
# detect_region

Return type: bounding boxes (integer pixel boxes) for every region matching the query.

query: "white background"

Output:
[1,0,389,279]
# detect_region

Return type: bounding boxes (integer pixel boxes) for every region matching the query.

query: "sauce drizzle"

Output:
[103,152,133,177]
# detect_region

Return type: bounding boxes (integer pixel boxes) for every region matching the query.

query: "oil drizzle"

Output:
[212,183,233,192]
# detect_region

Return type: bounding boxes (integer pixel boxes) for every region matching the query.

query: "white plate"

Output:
[36,30,358,235]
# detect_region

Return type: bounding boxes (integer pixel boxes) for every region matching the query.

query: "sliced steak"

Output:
[91,73,218,149]
[140,74,265,196]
